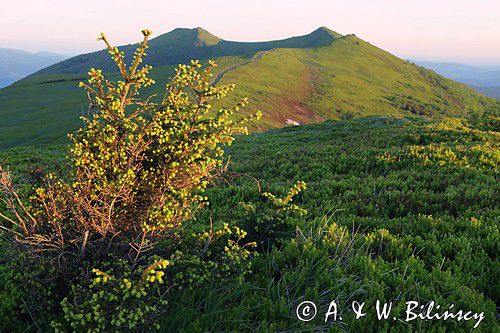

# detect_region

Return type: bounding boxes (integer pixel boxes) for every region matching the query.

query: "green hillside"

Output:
[0,27,497,149]
[216,34,498,128]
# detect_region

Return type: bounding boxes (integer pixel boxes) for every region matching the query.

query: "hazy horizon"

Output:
[1,0,499,65]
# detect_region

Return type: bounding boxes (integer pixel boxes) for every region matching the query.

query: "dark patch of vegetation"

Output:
[37,77,86,85]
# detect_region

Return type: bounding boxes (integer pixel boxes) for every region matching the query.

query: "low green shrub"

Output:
[238,180,307,250]
[0,29,262,332]
[53,258,170,332]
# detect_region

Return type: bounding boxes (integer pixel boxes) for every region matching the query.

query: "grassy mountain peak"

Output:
[312,26,343,38]
[153,27,222,47]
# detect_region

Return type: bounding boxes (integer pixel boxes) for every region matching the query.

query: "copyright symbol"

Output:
[296,301,317,322]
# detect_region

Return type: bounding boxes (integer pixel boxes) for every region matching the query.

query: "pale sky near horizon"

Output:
[0,0,499,65]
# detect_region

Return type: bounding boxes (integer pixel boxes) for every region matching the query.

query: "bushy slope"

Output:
[1,116,498,331]
[474,86,500,99]
[415,62,500,100]
[0,28,498,149]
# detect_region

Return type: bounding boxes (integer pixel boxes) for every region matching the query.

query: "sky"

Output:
[1,0,499,65]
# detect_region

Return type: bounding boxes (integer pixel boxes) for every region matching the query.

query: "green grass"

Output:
[156,115,499,332]
[218,35,497,125]
[0,56,249,148]
[1,115,498,331]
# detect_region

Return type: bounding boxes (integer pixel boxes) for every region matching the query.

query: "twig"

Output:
[21,298,40,331]
[80,230,89,257]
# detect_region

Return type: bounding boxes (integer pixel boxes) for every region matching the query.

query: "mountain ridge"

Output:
[33,27,342,76]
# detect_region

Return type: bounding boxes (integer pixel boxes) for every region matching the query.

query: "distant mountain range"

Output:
[0,48,66,88]
[0,27,497,148]
[415,61,500,99]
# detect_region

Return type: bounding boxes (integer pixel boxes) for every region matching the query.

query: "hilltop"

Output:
[0,27,497,148]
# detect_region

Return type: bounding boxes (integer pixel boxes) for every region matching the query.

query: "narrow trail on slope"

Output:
[212,51,268,86]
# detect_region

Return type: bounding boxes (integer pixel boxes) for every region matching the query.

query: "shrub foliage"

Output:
[0,30,260,261]
[0,30,262,331]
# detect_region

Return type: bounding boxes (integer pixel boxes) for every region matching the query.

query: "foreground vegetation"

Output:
[1,113,498,332]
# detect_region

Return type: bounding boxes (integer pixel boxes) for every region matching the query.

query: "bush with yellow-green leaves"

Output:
[239,180,307,250]
[52,259,170,332]
[0,29,260,260]
[0,30,270,332]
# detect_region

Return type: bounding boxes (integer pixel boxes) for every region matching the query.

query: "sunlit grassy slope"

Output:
[217,35,498,128]
[0,28,497,149]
